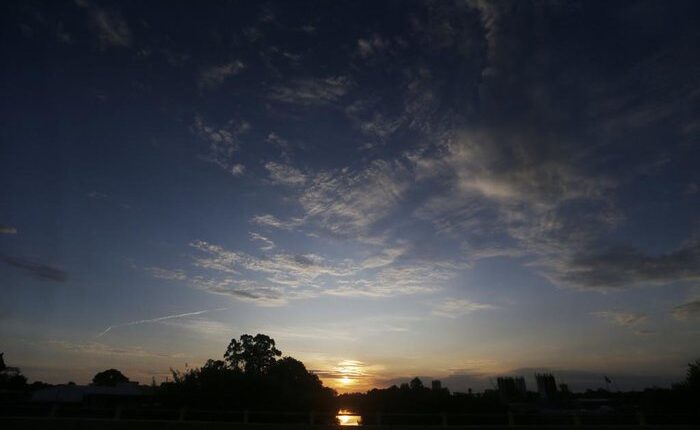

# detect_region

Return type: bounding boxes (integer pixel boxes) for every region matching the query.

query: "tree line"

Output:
[2,337,699,417]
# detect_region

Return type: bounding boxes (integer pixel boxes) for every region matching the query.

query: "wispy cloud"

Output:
[356,34,390,58]
[1,255,67,282]
[431,298,496,318]
[147,239,459,305]
[0,225,17,235]
[86,191,108,199]
[250,214,304,230]
[48,340,179,358]
[553,240,700,291]
[156,317,235,338]
[300,159,411,237]
[593,311,648,326]
[146,266,188,281]
[327,263,455,298]
[191,115,250,175]
[672,299,700,320]
[89,8,131,48]
[198,61,245,89]
[249,232,275,250]
[264,161,307,186]
[268,76,351,105]
[310,359,380,390]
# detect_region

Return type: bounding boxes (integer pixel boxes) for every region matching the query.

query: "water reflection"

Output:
[337,409,361,426]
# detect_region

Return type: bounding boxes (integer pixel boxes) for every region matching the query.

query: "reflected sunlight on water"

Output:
[337,409,361,426]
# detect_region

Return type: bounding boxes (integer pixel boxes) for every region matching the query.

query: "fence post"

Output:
[310,411,316,426]
[377,412,382,426]
[508,412,515,427]
[113,406,122,420]
[244,409,249,424]
[441,412,448,427]
[179,408,186,421]
[49,404,58,418]
[573,414,581,426]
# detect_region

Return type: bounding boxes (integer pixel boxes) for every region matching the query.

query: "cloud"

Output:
[431,298,495,318]
[89,8,131,48]
[0,225,17,234]
[356,34,389,58]
[191,240,355,284]
[264,161,307,186]
[191,115,249,175]
[148,239,457,305]
[326,263,455,298]
[344,99,403,141]
[146,266,187,281]
[230,164,246,176]
[310,360,381,390]
[408,127,629,291]
[1,255,67,282]
[672,299,700,320]
[86,191,108,199]
[551,240,700,290]
[249,232,275,250]
[48,340,176,358]
[300,159,411,236]
[158,317,234,338]
[198,61,245,89]
[188,278,298,307]
[593,311,648,326]
[250,214,304,230]
[268,76,351,105]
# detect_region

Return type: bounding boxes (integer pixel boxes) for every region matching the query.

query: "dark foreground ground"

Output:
[2,417,700,430]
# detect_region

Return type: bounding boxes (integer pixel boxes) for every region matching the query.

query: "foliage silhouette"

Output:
[684,358,700,392]
[0,353,27,390]
[159,334,335,414]
[224,333,281,374]
[92,368,130,386]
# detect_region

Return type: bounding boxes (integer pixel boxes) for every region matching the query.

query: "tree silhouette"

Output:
[92,369,129,386]
[224,333,281,374]
[685,359,700,391]
[0,353,27,390]
[159,334,335,415]
[410,377,425,390]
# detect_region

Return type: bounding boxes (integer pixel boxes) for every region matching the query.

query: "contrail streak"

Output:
[95,307,229,338]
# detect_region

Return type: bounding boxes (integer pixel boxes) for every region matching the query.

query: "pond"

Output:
[337,409,361,426]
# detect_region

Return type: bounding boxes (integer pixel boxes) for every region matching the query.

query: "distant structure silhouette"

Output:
[535,373,558,400]
[431,380,442,391]
[497,376,527,401]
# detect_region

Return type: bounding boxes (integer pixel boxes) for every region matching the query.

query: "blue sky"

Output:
[1,0,699,392]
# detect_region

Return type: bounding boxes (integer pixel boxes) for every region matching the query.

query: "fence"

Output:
[1,404,700,427]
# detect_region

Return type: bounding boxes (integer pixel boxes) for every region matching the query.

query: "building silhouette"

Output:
[431,380,442,391]
[497,376,526,401]
[535,373,557,400]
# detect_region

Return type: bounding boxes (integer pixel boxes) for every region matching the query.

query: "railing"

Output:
[1,404,700,427]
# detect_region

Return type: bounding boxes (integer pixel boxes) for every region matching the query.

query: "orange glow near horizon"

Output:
[322,360,372,392]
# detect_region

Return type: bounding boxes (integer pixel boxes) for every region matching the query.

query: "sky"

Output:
[1,0,699,393]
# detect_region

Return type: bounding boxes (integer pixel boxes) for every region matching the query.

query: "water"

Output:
[337,409,361,426]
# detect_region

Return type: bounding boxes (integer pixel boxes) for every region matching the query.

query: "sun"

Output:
[340,376,352,385]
